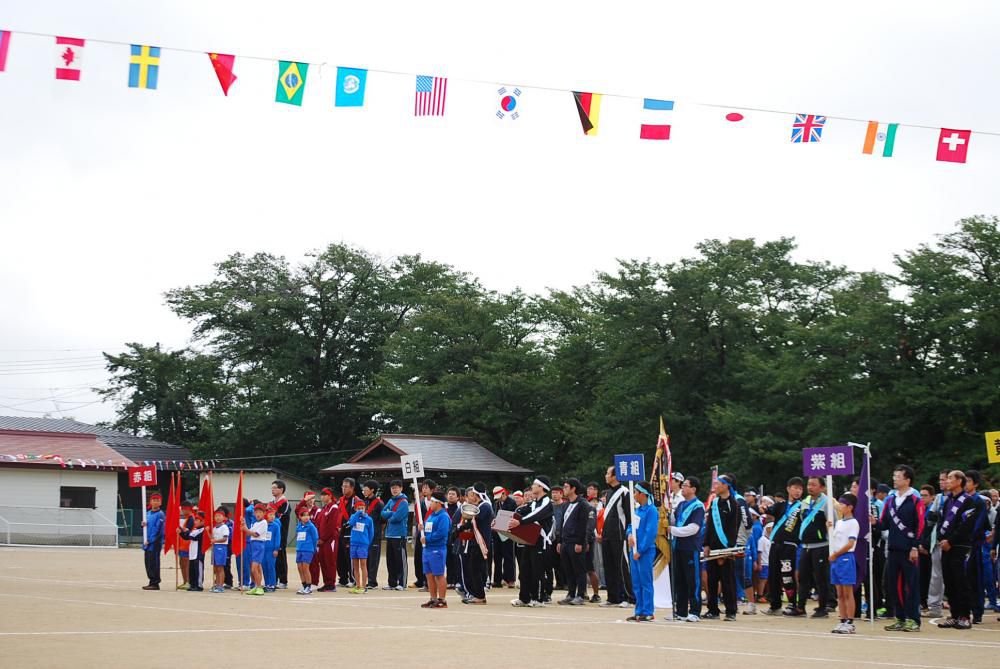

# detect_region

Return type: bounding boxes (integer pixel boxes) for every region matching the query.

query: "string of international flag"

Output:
[0,27,991,164]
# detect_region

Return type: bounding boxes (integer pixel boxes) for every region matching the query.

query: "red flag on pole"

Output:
[163,472,179,555]
[232,471,246,557]
[198,473,214,526]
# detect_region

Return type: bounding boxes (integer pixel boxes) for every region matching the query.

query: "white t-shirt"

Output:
[250,519,268,541]
[757,533,771,564]
[831,517,859,554]
[212,524,230,543]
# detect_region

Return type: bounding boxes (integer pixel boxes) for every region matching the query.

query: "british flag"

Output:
[791,113,826,143]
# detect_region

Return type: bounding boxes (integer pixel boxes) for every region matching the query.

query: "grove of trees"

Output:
[99,216,1000,489]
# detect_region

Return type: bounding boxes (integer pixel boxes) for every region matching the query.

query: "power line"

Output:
[0,366,108,376]
[0,400,104,413]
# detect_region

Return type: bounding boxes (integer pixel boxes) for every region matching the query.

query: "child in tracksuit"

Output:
[348,498,374,593]
[177,505,192,590]
[295,507,320,595]
[179,511,207,592]
[264,505,282,592]
[242,503,268,595]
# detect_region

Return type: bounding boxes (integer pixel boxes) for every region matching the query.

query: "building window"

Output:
[60,486,97,509]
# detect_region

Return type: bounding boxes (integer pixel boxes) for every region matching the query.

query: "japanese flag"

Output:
[55,36,84,81]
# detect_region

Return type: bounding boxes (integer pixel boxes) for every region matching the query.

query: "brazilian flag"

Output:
[275,61,308,106]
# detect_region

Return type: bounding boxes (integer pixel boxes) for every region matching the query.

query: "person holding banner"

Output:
[669,476,704,621]
[600,466,633,608]
[625,480,658,622]
[703,475,741,620]
[790,477,831,618]
[141,492,165,590]
[509,476,555,607]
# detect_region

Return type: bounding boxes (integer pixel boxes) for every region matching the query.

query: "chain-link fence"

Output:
[0,505,119,547]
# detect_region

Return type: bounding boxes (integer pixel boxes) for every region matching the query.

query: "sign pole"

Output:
[141,484,148,545]
[866,443,873,626]
[826,474,835,557]
[628,481,639,541]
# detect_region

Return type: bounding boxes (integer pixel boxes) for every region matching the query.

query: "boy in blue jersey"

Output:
[242,503,268,595]
[421,489,452,608]
[626,480,658,622]
[295,507,319,594]
[210,509,230,593]
[348,498,374,593]
[381,480,410,590]
[264,504,282,592]
[141,492,165,590]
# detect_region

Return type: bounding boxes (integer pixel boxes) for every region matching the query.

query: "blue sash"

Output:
[798,495,827,541]
[711,498,729,548]
[770,501,801,541]
[678,500,698,527]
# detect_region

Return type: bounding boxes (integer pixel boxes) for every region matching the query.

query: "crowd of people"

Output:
[139,464,1000,633]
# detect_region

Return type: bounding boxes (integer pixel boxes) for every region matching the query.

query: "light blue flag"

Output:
[335,67,367,107]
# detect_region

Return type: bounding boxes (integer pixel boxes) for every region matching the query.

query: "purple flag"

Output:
[854,452,871,588]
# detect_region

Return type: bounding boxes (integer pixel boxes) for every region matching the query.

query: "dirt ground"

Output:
[1,546,998,669]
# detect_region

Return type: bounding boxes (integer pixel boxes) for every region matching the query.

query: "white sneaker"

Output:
[619,601,632,608]
[296,587,307,595]
[511,598,528,607]
[529,600,545,607]
[831,622,848,634]
[686,614,701,622]
[743,603,757,615]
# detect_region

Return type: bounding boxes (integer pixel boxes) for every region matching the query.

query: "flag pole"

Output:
[173,472,180,591]
[865,443,873,626]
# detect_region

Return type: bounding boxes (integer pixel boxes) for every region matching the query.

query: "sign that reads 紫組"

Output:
[802,445,854,478]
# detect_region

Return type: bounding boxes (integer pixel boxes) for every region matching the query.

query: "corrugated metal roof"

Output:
[320,434,531,474]
[0,415,191,462]
[0,430,136,468]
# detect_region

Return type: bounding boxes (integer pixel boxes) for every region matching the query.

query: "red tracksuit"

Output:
[311,501,341,587]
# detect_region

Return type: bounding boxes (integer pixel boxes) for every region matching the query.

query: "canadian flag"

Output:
[55,36,84,81]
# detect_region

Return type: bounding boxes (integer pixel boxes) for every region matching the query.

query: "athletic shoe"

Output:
[701,612,720,619]
[845,623,856,634]
[902,619,920,632]
[418,586,429,592]
[348,587,363,594]
[189,586,204,592]
[831,622,848,634]
[884,619,905,631]
[382,585,396,591]
[618,601,631,608]
[876,607,888,617]
[761,608,781,616]
[141,584,160,590]
[937,618,958,628]
[956,618,972,630]
[176,584,189,591]
[625,615,639,622]
[251,587,265,596]
[263,587,275,593]
[557,597,574,605]
[569,597,586,606]
[277,583,287,589]
[742,603,757,615]
[783,608,806,617]
[317,584,336,592]
[447,584,457,590]
[972,616,982,625]
[511,598,528,607]
[529,600,546,607]
[420,599,436,608]
[463,598,487,605]
[590,595,601,603]
[432,599,448,608]
[686,614,701,622]
[724,614,737,621]
[636,615,654,622]
[599,601,620,607]
[394,585,405,591]
[810,608,829,618]
[923,609,942,618]
[296,587,308,595]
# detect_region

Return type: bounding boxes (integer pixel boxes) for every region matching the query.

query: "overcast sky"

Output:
[1,0,998,426]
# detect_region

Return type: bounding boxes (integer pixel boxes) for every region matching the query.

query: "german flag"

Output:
[573,91,602,136]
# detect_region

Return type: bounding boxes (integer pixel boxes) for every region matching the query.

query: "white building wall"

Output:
[199,472,313,509]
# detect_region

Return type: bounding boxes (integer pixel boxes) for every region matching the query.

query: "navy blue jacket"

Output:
[877,490,924,551]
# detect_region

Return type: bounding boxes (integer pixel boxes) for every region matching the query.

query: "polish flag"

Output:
[55,36,84,81]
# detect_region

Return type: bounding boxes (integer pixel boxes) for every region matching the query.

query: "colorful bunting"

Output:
[863,121,898,157]
[572,91,602,136]
[640,98,673,140]
[208,53,237,96]
[128,45,160,90]
[415,75,447,116]
[276,60,308,106]
[335,67,367,107]
[936,128,971,163]
[0,30,10,72]
[55,36,84,81]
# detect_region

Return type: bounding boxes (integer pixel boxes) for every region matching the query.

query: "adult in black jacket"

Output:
[704,474,742,620]
[790,477,831,618]
[600,466,634,607]
[456,484,494,604]
[875,464,924,631]
[764,477,804,614]
[491,487,518,587]
[557,478,593,605]
[936,470,977,629]
[270,480,292,589]
[509,476,555,606]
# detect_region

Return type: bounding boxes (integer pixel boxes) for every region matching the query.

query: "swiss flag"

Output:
[55,36,84,81]
[936,128,971,164]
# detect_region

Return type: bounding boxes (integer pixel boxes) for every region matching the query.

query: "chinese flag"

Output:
[163,472,179,555]
[208,53,236,96]
[232,471,246,557]
[197,473,214,565]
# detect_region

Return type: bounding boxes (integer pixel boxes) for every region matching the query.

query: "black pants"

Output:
[337,530,353,586]
[188,556,203,589]
[413,533,426,587]
[223,553,233,587]
[143,543,162,585]
[541,543,555,598]
[873,544,887,614]
[673,548,701,617]
[966,544,983,620]
[706,557,736,615]
[943,546,972,619]
[561,543,588,599]
[601,535,633,604]
[447,543,461,586]
[518,545,545,603]
[919,551,931,607]
[275,532,289,585]
[797,546,830,610]
[367,535,382,587]
[492,533,516,584]
[385,537,408,588]
[885,548,920,622]
[768,542,797,610]
[551,542,566,589]
[462,546,488,599]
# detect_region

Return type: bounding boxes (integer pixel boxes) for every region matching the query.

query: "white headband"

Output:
[533,478,550,492]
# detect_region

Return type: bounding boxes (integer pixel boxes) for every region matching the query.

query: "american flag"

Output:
[791,113,825,143]
[415,75,447,116]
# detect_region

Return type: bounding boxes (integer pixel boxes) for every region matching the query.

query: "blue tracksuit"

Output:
[264,518,282,588]
[423,507,452,548]
[239,503,255,587]
[627,502,658,617]
[143,508,165,586]
[349,511,374,551]
[381,494,409,538]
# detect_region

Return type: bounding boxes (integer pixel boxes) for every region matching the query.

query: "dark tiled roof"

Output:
[321,434,531,475]
[0,415,191,462]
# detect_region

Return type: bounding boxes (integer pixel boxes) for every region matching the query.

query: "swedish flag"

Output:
[275,61,308,106]
[128,45,160,90]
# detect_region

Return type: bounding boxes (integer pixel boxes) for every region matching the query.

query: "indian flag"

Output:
[862,121,897,157]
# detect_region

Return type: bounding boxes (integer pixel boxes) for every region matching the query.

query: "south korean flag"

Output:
[497,86,521,120]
